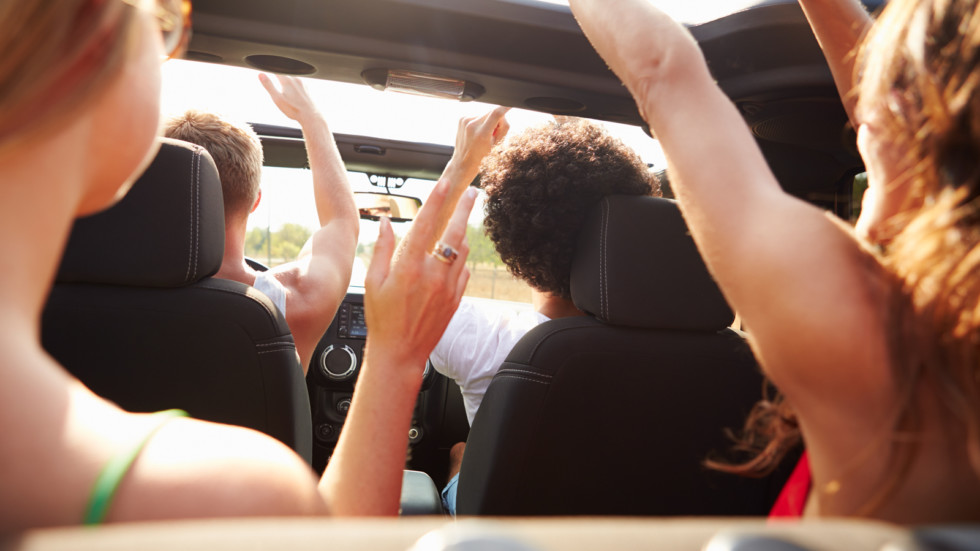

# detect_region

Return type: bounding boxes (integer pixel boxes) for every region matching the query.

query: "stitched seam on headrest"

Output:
[185,152,196,282]
[258,347,297,354]
[601,198,610,320]
[257,340,295,348]
[193,150,201,280]
[598,198,604,318]
[493,373,550,385]
[495,368,552,380]
[196,280,280,321]
[522,325,586,363]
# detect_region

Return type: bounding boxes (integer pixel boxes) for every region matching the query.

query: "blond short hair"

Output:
[164,110,264,220]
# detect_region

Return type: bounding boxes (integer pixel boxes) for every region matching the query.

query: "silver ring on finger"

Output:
[431,241,459,265]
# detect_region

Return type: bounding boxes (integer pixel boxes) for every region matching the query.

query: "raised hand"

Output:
[447,105,511,180]
[258,73,320,125]
[322,183,478,516]
[418,105,510,255]
[364,185,478,371]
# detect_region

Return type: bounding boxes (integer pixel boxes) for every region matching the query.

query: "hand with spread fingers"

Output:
[258,73,321,125]
[364,185,477,372]
[320,181,477,516]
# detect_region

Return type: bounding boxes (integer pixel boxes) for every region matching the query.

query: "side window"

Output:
[850,172,868,224]
[463,218,532,303]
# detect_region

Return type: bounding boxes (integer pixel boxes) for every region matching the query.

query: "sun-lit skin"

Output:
[535,0,758,25]
[0,0,486,528]
[568,0,980,522]
[853,107,917,244]
[78,8,165,216]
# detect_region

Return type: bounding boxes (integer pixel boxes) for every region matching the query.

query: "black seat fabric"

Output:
[42,138,312,462]
[456,196,782,516]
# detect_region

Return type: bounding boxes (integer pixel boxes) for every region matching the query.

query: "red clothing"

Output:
[769,451,811,518]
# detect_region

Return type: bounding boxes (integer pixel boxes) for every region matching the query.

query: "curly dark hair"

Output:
[481,119,660,299]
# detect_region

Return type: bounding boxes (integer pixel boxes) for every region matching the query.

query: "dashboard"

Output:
[305,290,469,479]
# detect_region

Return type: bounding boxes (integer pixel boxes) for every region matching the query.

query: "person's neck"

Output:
[531,289,585,320]
[215,217,255,283]
[0,128,88,340]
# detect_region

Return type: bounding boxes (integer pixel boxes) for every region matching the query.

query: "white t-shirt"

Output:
[252,271,287,317]
[429,298,549,426]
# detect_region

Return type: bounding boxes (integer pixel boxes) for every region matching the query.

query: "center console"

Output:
[306,290,468,479]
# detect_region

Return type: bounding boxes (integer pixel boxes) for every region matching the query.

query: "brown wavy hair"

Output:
[711,0,980,512]
[0,0,141,152]
[481,119,659,299]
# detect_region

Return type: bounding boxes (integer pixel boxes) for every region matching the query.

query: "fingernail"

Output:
[466,187,478,200]
[379,216,390,234]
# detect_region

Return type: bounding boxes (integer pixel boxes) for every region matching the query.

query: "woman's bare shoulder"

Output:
[108,416,329,522]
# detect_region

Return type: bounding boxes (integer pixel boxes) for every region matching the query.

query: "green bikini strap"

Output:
[83,409,189,525]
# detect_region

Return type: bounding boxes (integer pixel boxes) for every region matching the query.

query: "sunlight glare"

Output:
[531,0,760,25]
[161,60,665,237]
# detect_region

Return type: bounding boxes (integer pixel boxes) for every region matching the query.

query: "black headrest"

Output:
[57,138,225,287]
[570,196,734,331]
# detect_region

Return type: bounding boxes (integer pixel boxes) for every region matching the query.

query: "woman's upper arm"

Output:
[797,0,874,126]
[111,418,329,521]
[572,0,888,398]
[648,69,888,397]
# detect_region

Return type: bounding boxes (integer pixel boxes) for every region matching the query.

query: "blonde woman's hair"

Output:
[0,0,142,152]
[857,0,980,513]
[163,110,264,219]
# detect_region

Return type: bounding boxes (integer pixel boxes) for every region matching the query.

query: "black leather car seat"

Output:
[456,195,783,516]
[42,138,312,462]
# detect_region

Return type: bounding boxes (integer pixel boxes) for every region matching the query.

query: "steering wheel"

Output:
[245,257,270,272]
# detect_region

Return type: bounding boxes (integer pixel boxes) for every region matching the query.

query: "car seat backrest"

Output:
[457,195,785,516]
[42,138,312,462]
[56,138,225,287]
[570,195,733,331]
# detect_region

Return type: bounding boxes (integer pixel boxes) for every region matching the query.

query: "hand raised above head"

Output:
[258,73,320,125]
[450,106,511,177]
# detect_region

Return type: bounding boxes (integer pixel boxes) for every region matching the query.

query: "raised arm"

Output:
[798,0,873,125]
[259,74,359,369]
[568,0,887,404]
[420,106,509,252]
[321,178,479,515]
[45,179,478,522]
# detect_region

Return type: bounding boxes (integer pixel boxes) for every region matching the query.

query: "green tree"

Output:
[244,223,312,266]
[271,223,311,263]
[244,227,268,259]
[466,223,502,267]
[277,223,312,251]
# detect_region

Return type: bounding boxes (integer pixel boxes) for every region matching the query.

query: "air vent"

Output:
[245,55,315,76]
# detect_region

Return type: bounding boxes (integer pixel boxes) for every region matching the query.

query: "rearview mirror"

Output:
[354,192,422,223]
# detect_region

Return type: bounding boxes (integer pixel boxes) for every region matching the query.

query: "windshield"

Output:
[161,60,666,302]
